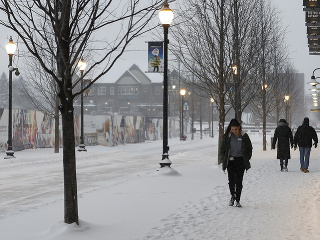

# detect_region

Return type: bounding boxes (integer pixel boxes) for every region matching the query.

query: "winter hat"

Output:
[279,119,287,123]
[229,118,241,127]
[303,117,309,125]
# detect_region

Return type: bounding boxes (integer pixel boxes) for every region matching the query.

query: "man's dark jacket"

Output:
[294,119,318,148]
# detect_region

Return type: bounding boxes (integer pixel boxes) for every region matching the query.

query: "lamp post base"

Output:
[78,144,87,152]
[4,150,15,159]
[159,155,171,167]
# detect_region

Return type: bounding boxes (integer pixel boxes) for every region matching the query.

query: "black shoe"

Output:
[235,201,242,207]
[229,196,235,206]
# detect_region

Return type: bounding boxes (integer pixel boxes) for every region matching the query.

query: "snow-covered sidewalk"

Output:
[1,134,320,240]
[142,146,320,240]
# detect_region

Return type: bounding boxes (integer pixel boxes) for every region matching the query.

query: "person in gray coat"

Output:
[272,119,293,172]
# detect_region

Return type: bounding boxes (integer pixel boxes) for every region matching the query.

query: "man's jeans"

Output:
[299,147,311,169]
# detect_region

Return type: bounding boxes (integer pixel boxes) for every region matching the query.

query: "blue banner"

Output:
[147,41,163,73]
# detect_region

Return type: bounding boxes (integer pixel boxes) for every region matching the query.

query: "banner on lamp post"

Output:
[83,79,92,96]
[146,41,163,73]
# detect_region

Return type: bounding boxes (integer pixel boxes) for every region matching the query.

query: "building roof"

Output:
[102,62,163,84]
[115,64,152,85]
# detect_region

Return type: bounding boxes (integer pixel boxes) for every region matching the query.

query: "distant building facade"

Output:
[79,64,166,117]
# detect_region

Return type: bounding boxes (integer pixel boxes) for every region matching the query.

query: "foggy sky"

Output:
[0,1,314,92]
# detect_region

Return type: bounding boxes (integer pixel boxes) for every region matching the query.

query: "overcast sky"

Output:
[0,1,315,85]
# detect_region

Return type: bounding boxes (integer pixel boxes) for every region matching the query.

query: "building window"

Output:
[115,86,139,95]
[125,86,130,95]
[116,85,139,95]
[98,102,103,110]
[121,86,126,95]
[98,86,106,95]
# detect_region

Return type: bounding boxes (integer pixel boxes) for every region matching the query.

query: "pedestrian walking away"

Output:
[293,117,318,173]
[272,119,293,172]
[219,119,253,208]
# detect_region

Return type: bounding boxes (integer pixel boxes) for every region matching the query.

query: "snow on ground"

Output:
[1,132,320,240]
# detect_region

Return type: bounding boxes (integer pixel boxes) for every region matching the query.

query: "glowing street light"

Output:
[4,37,19,159]
[159,0,174,167]
[78,58,87,152]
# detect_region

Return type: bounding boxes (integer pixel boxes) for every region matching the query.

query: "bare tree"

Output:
[171,0,232,164]
[248,0,288,150]
[172,0,268,162]
[17,60,63,153]
[0,0,162,225]
[226,0,264,123]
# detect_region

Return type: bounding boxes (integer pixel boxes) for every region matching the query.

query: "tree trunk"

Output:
[233,0,241,123]
[218,0,225,165]
[61,99,78,224]
[191,75,194,140]
[55,0,79,225]
[262,87,267,151]
[218,105,225,165]
[55,95,60,153]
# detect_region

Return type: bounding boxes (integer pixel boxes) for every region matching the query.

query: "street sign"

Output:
[183,101,189,111]
[309,47,320,52]
[303,0,320,8]
[307,34,320,38]
[308,38,320,45]
[306,11,320,23]
[307,26,320,35]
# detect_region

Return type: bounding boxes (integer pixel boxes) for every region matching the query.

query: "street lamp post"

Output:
[180,89,186,141]
[78,58,87,152]
[262,84,268,151]
[284,95,290,123]
[5,37,18,159]
[159,0,174,167]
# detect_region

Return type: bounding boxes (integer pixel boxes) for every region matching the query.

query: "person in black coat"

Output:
[293,117,318,173]
[272,119,293,172]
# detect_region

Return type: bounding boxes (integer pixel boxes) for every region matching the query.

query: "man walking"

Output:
[294,117,318,173]
[272,119,293,172]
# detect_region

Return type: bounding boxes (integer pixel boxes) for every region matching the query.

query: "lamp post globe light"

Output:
[180,89,186,141]
[78,58,87,152]
[159,0,174,168]
[4,37,18,159]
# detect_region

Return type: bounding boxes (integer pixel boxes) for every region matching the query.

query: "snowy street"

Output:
[1,133,320,240]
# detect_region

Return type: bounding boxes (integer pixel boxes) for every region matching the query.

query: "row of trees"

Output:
[0,0,164,225]
[169,0,302,155]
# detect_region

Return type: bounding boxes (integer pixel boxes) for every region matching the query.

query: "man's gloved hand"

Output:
[315,143,318,148]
